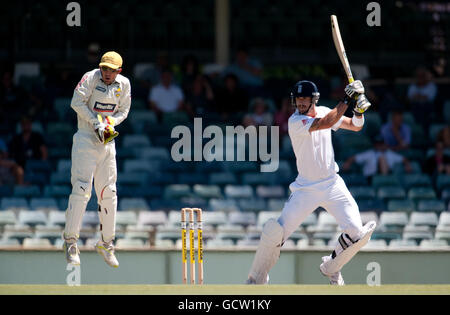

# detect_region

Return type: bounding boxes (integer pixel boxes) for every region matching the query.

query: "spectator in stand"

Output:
[342,136,412,183]
[437,126,450,149]
[407,67,438,128]
[148,68,185,122]
[144,51,171,88]
[184,74,215,118]
[180,54,200,94]
[424,141,450,176]
[223,46,263,96]
[242,97,273,128]
[0,138,24,186]
[215,73,249,123]
[274,97,295,137]
[0,69,26,123]
[8,116,48,169]
[380,110,411,152]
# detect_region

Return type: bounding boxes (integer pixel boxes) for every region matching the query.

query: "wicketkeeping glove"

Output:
[353,94,371,115]
[94,115,119,144]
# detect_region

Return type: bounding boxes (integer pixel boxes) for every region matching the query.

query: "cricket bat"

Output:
[331,15,354,83]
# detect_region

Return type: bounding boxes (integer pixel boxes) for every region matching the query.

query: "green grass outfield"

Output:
[0,284,449,295]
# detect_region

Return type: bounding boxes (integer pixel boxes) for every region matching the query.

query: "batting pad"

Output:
[248,219,284,284]
[98,185,117,243]
[320,221,377,276]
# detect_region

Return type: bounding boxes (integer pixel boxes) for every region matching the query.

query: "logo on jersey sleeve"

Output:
[94,101,116,113]
[302,119,308,126]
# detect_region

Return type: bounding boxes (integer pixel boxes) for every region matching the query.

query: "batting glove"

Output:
[345,80,365,98]
[353,94,371,115]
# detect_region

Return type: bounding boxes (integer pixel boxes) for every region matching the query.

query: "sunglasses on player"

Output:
[101,66,119,73]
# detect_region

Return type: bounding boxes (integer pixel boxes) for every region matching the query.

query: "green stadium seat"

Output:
[417,199,446,213]
[53,97,72,120]
[18,210,47,227]
[122,134,151,148]
[56,159,71,173]
[388,239,418,249]
[241,172,274,186]
[401,174,432,189]
[438,212,450,229]
[266,198,285,211]
[29,198,59,211]
[202,211,228,228]
[137,211,167,228]
[50,172,71,185]
[116,238,147,249]
[163,185,192,200]
[429,123,446,142]
[116,172,147,186]
[238,199,266,212]
[22,238,53,249]
[403,226,433,244]
[419,239,449,249]
[371,233,402,245]
[357,199,386,212]
[0,198,29,210]
[119,198,150,211]
[208,199,239,212]
[0,238,21,247]
[44,185,71,198]
[379,212,408,231]
[377,186,406,201]
[81,211,100,228]
[222,161,259,173]
[34,225,63,245]
[0,210,17,230]
[257,211,281,227]
[387,199,416,213]
[256,185,286,199]
[193,185,223,199]
[48,211,66,227]
[349,186,376,200]
[224,185,253,199]
[444,100,450,123]
[216,224,247,245]
[436,175,450,192]
[364,239,388,249]
[115,211,138,228]
[435,226,450,244]
[228,212,257,227]
[123,160,160,173]
[138,147,170,160]
[409,212,439,227]
[13,185,41,198]
[372,175,402,189]
[407,187,437,202]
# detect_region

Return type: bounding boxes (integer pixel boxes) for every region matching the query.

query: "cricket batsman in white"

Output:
[247,80,376,285]
[63,51,131,267]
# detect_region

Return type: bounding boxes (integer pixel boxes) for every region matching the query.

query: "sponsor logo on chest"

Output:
[95,85,107,93]
[94,101,116,113]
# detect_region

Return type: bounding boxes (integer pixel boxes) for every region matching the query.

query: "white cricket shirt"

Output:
[288,106,343,187]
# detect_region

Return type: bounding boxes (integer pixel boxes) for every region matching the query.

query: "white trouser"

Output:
[64,131,117,243]
[279,174,363,250]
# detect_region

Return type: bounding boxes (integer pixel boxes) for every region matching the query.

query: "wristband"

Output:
[352,114,364,127]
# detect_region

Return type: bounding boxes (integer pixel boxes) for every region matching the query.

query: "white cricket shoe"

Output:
[95,241,119,268]
[319,256,345,286]
[64,241,80,265]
